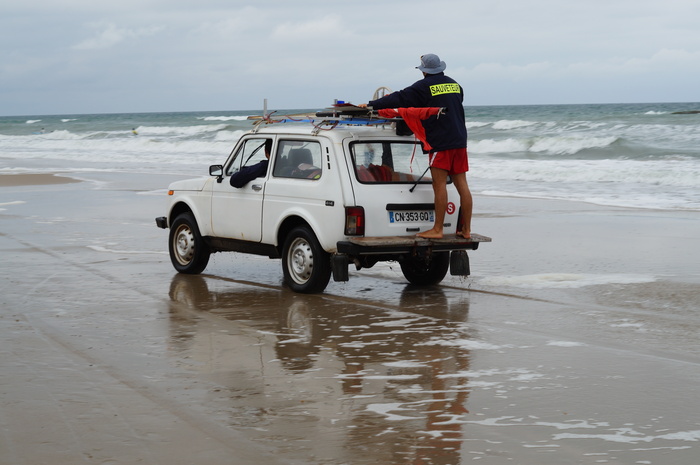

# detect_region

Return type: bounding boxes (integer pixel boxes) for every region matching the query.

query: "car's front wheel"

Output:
[282,226,331,293]
[399,252,450,286]
[169,212,210,274]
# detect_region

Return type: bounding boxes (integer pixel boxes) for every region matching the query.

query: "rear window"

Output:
[350,141,432,184]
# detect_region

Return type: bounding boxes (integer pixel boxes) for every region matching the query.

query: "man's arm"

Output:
[368,81,426,109]
[230,160,269,188]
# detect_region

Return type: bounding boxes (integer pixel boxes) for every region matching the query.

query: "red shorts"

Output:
[428,147,469,175]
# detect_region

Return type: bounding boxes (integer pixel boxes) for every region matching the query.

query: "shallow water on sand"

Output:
[2,169,699,464]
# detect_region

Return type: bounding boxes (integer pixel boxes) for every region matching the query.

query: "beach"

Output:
[0,173,79,186]
[2,167,699,464]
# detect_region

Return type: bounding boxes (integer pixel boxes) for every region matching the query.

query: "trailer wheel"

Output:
[399,252,450,286]
[282,226,331,293]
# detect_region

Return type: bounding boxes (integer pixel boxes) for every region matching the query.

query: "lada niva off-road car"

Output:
[156,108,490,293]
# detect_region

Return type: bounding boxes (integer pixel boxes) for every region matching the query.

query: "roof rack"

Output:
[249,103,403,134]
[247,97,445,136]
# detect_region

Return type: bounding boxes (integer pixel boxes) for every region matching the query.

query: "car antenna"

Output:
[409,166,430,193]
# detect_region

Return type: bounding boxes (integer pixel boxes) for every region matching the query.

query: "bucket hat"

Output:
[416,54,446,74]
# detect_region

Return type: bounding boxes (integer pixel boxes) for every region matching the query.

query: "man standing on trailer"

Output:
[359,54,472,239]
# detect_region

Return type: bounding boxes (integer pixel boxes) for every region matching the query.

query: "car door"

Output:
[210,137,273,241]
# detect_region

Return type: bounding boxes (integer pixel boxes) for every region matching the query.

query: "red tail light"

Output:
[345,206,365,236]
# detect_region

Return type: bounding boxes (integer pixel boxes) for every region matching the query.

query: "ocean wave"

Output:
[0,132,236,165]
[197,115,250,122]
[2,129,82,141]
[134,123,229,137]
[470,137,529,153]
[466,121,490,129]
[470,135,619,156]
[492,119,538,130]
[474,158,700,187]
[530,135,619,154]
[214,130,245,141]
[1,123,242,143]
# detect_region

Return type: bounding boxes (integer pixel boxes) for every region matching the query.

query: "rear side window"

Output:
[350,141,432,184]
[273,140,323,180]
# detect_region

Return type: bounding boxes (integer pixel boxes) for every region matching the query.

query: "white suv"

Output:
[156,111,490,293]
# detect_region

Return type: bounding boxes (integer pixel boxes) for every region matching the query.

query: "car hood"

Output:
[168,176,211,192]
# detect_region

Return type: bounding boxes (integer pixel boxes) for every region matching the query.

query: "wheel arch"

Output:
[276,215,312,255]
[169,201,193,225]
[168,199,213,236]
[271,207,341,254]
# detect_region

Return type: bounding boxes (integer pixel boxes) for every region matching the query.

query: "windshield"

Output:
[350,141,432,184]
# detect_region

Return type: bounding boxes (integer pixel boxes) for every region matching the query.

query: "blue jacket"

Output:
[230,159,269,188]
[368,73,467,152]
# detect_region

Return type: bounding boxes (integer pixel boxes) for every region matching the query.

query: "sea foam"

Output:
[478,273,656,289]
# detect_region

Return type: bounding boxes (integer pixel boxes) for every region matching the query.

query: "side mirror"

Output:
[209,165,224,183]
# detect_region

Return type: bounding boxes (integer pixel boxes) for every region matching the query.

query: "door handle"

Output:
[251,184,263,191]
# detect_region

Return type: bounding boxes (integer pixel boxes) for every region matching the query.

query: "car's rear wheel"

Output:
[169,212,210,274]
[399,252,450,286]
[282,226,331,293]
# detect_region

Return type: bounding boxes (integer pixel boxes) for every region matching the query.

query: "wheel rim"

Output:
[287,237,314,284]
[173,224,195,265]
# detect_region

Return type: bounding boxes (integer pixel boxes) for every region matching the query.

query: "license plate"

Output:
[388,210,435,223]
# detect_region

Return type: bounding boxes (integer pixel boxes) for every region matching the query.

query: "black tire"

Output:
[281,226,331,293]
[399,252,450,286]
[169,212,211,274]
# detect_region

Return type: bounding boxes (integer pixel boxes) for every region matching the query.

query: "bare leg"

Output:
[451,172,472,239]
[417,167,448,239]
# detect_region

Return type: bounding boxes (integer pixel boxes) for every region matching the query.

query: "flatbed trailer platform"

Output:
[337,233,491,255]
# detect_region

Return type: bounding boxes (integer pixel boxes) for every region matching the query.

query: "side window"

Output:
[272,140,323,180]
[225,138,272,176]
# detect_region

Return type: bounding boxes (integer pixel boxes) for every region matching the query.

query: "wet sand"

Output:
[0,173,79,186]
[2,171,700,464]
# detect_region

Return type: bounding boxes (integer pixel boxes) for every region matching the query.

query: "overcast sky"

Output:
[2,0,699,116]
